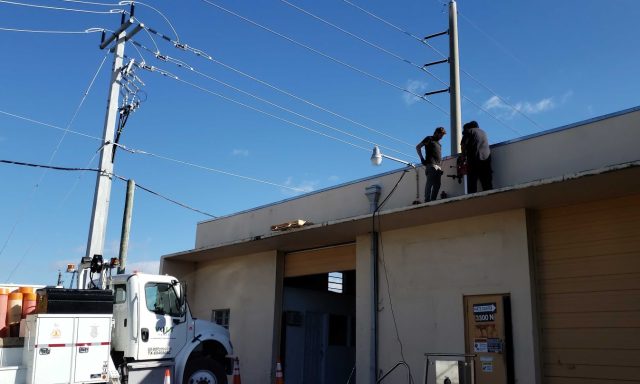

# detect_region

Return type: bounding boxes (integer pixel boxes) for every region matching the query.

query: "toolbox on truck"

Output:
[36,288,114,314]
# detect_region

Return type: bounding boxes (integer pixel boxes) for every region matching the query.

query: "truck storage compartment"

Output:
[36,289,113,314]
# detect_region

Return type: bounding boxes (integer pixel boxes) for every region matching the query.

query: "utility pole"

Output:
[423,0,463,155]
[448,0,462,155]
[118,179,135,274]
[80,9,142,288]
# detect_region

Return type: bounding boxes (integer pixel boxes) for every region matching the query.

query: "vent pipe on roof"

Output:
[365,184,382,213]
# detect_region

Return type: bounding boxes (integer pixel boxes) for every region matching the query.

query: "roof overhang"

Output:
[164,161,640,263]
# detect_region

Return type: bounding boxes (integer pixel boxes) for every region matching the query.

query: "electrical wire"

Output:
[0,110,102,140]
[372,170,415,384]
[119,0,180,42]
[199,0,449,116]
[0,26,104,34]
[130,41,413,159]
[0,0,122,13]
[141,25,415,149]
[0,109,309,192]
[60,0,120,5]
[112,141,309,192]
[0,159,100,173]
[338,0,535,133]
[136,62,383,154]
[111,175,216,218]
[0,54,108,273]
[0,159,217,217]
[340,0,424,44]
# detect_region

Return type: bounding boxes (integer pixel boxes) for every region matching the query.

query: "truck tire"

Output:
[184,356,227,384]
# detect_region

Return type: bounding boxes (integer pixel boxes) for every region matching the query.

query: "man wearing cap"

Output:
[462,120,492,193]
[416,127,447,202]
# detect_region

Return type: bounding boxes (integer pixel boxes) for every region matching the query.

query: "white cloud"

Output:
[483,95,558,119]
[232,149,249,157]
[282,177,319,195]
[327,175,340,183]
[126,260,160,274]
[561,90,573,103]
[403,80,428,105]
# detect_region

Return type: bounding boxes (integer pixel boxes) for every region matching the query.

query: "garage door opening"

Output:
[281,269,356,384]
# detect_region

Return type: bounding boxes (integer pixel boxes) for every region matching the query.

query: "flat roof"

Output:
[165,160,640,262]
[197,105,640,226]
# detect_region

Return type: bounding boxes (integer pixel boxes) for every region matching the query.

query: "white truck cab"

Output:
[109,272,233,384]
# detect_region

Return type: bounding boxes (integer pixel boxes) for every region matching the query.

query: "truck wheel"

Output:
[184,356,227,384]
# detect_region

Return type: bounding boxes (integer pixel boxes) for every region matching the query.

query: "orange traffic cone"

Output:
[275,359,284,384]
[164,368,171,384]
[233,357,242,384]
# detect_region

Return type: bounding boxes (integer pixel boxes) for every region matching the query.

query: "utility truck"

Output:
[1,6,234,383]
[0,255,233,384]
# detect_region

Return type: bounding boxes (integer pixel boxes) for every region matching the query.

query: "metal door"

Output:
[303,312,327,384]
[464,294,513,384]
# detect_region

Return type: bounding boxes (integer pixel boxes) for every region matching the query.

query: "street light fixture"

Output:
[370,145,415,168]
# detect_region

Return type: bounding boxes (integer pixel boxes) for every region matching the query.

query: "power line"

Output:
[0,110,103,141]
[340,0,424,44]
[0,54,107,265]
[140,25,415,149]
[119,0,181,42]
[131,40,413,158]
[199,0,449,116]
[136,62,382,154]
[0,108,310,192]
[0,159,217,217]
[338,0,534,134]
[0,0,122,13]
[114,141,311,192]
[0,26,104,34]
[60,0,119,5]
[112,174,216,218]
[0,159,101,173]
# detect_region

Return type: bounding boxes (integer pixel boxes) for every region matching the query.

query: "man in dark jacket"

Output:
[416,127,447,202]
[461,120,492,193]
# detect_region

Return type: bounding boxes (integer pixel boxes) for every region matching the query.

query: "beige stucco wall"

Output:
[491,108,640,187]
[356,209,538,384]
[190,251,280,383]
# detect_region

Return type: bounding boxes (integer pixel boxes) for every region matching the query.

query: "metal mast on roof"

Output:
[423,0,462,155]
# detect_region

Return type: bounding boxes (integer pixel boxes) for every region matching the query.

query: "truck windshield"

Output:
[144,282,181,317]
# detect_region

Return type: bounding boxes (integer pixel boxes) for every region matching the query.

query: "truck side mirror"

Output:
[170,280,187,317]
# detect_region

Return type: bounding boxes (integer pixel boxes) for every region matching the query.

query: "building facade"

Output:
[162,107,640,383]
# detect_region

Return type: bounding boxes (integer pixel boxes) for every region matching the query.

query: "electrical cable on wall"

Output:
[372,170,415,384]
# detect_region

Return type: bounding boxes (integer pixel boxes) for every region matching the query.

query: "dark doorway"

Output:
[281,270,356,384]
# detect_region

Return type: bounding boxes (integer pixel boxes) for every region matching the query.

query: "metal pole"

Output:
[371,230,379,384]
[84,32,126,271]
[118,179,135,274]
[365,185,381,384]
[449,0,462,155]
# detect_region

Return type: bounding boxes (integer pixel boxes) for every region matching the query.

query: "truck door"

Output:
[137,281,188,360]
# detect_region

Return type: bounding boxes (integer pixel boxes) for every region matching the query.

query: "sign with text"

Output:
[473,302,497,322]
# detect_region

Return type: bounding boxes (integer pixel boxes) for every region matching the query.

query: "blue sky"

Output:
[1,0,638,285]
